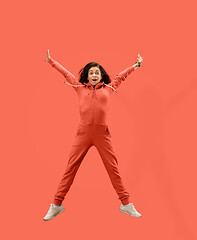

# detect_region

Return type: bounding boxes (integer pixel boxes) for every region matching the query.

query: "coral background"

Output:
[1,0,197,239]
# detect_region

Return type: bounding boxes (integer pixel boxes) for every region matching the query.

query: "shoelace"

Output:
[46,204,55,214]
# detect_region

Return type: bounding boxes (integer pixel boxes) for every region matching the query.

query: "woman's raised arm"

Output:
[44,50,81,92]
[110,54,143,91]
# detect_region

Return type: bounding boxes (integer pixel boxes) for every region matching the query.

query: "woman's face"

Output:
[87,67,102,86]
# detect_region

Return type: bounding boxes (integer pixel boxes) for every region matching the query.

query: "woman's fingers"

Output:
[44,50,50,62]
[47,50,50,61]
[136,54,143,65]
[137,54,143,62]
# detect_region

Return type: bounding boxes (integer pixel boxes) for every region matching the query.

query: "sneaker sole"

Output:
[43,207,65,221]
[119,208,141,218]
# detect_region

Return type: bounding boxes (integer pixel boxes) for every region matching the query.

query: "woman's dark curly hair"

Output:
[78,62,111,85]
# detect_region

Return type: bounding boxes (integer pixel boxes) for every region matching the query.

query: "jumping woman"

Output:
[43,50,143,220]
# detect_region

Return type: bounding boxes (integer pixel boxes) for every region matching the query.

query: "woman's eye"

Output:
[89,72,100,75]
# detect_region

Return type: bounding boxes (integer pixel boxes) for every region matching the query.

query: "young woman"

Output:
[43,50,143,221]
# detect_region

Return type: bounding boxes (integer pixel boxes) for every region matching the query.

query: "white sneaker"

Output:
[43,203,65,221]
[120,203,142,218]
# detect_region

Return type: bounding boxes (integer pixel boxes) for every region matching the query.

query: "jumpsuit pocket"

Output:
[76,125,86,136]
[105,126,112,138]
[72,125,86,147]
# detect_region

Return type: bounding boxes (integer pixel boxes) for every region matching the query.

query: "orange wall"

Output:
[1,0,197,239]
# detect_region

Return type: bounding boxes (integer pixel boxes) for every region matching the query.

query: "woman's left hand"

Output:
[137,53,143,63]
[133,53,143,69]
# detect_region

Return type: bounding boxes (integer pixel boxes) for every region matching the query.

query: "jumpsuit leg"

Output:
[53,124,92,205]
[93,125,130,205]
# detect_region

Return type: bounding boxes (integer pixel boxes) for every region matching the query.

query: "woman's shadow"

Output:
[125,77,196,239]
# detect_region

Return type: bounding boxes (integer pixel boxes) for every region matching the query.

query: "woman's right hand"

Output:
[44,49,51,62]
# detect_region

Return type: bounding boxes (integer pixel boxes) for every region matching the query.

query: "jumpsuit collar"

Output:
[84,82,105,98]
[84,81,104,90]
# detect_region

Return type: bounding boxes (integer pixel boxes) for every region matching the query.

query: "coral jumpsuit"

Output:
[48,57,135,205]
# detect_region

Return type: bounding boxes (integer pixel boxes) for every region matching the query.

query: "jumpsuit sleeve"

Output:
[48,57,80,92]
[111,65,135,91]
